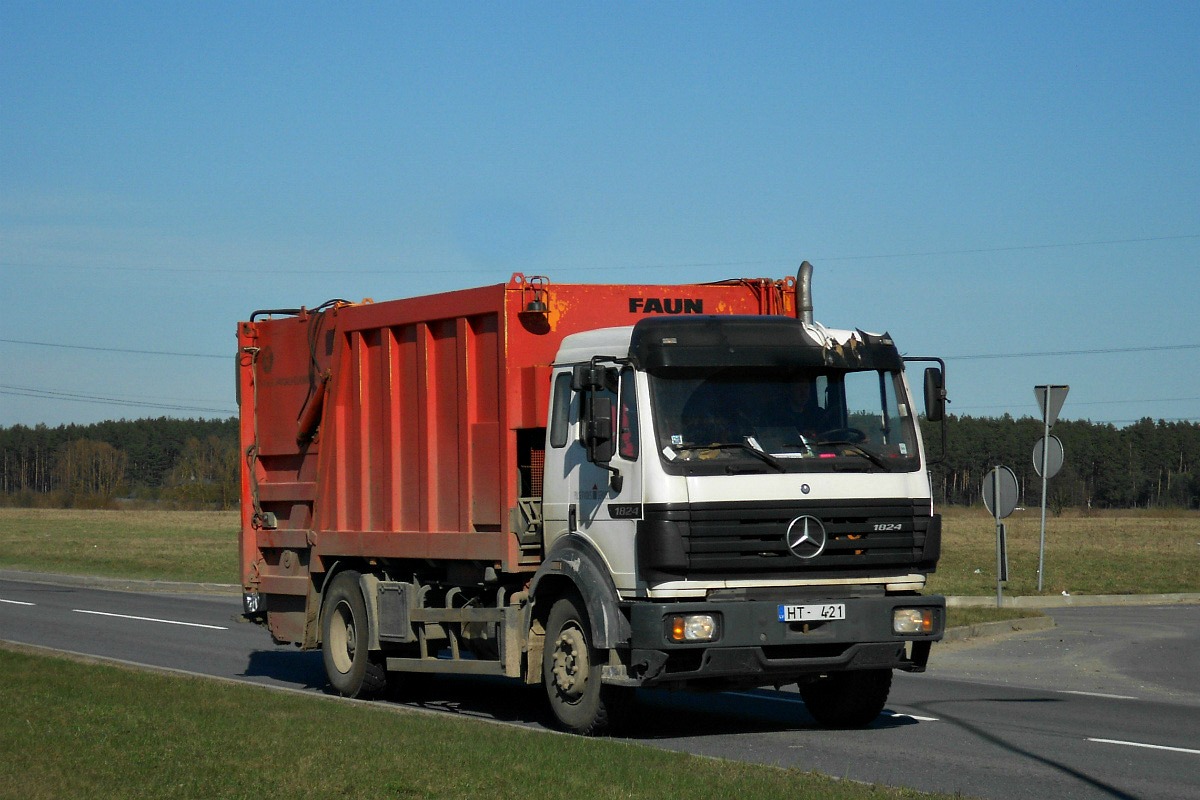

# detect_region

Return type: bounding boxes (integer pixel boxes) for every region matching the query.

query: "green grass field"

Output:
[926,506,1200,597]
[3,506,1196,598]
[0,645,964,800]
[3,506,1194,800]
[0,508,237,584]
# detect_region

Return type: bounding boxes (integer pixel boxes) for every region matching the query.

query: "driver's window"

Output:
[549,372,572,449]
[618,367,638,461]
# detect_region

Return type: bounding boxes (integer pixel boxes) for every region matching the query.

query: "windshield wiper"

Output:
[678,442,787,473]
[812,440,893,470]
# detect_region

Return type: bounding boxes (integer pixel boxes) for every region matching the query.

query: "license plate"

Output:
[778,603,846,622]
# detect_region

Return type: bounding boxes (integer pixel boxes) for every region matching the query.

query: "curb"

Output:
[940,614,1057,644]
[946,592,1200,609]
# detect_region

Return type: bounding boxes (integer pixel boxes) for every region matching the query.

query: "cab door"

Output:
[543,364,642,592]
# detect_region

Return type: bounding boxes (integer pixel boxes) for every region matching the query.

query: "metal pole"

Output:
[1037,408,1051,592]
[995,468,1003,608]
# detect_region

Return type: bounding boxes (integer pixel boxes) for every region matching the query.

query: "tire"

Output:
[798,668,892,728]
[321,570,387,698]
[542,594,614,735]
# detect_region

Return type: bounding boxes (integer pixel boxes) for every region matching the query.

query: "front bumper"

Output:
[623,594,945,688]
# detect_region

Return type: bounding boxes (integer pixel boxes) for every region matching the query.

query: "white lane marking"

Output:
[1088,737,1200,756]
[729,690,806,705]
[0,598,36,606]
[883,711,940,722]
[1063,690,1139,701]
[73,609,227,630]
[728,692,940,722]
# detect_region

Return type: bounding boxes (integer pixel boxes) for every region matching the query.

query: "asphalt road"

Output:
[2,574,1198,800]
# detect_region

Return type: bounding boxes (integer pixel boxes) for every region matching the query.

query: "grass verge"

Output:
[2,506,1196,601]
[0,508,237,585]
[927,506,1200,598]
[944,606,1046,629]
[0,645,962,800]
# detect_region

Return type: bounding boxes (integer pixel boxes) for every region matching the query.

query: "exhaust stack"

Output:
[797,261,814,326]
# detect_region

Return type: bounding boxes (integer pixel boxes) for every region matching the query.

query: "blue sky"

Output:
[2,1,1197,428]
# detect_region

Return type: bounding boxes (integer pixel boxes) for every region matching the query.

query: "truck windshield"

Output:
[648,367,920,473]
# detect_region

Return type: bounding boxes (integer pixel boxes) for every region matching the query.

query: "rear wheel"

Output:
[799,668,892,728]
[321,570,386,698]
[543,594,616,735]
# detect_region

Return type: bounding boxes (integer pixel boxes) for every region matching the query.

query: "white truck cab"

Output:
[535,314,946,732]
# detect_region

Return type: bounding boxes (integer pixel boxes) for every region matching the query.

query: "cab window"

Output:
[618,367,638,461]
[549,372,572,449]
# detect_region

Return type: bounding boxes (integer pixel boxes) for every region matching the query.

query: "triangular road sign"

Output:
[1034,385,1069,428]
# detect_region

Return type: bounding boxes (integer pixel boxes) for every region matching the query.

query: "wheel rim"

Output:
[551,622,589,703]
[329,599,356,674]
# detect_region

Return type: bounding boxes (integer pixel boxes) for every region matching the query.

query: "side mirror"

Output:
[574,362,624,492]
[923,367,946,422]
[572,364,605,392]
[588,396,616,464]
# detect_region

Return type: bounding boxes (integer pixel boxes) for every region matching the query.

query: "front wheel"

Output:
[543,594,617,735]
[321,570,387,698]
[798,668,892,728]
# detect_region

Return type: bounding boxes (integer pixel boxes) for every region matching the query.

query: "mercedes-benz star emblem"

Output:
[785,515,827,560]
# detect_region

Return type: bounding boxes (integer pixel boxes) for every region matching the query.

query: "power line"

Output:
[0,337,227,360]
[6,334,1200,364]
[2,259,779,276]
[814,233,1200,262]
[2,233,1197,276]
[1079,417,1199,425]
[958,396,1200,411]
[945,344,1200,361]
[5,380,1188,426]
[0,384,234,416]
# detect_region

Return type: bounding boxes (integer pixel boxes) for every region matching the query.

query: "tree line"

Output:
[1,414,1197,510]
[923,415,1200,510]
[0,417,239,509]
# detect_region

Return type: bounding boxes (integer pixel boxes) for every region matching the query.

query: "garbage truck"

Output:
[237,263,947,734]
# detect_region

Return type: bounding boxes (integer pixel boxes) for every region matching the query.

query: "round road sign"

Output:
[1033,435,1064,479]
[982,466,1019,519]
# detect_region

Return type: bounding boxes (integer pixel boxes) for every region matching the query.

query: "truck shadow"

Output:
[236,656,916,737]
[380,675,917,738]
[621,687,917,739]
[241,649,327,690]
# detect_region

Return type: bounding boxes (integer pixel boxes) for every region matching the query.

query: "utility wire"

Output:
[6,334,1200,364]
[0,385,234,416]
[961,396,1200,409]
[0,337,226,360]
[945,343,1200,361]
[2,234,1196,276]
[1079,417,1199,425]
[814,233,1200,262]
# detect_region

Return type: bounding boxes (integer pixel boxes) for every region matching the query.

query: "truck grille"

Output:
[642,499,938,579]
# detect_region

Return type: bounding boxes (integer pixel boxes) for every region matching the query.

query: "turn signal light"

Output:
[668,613,720,642]
[893,608,934,634]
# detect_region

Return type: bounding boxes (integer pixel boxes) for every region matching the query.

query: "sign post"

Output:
[983,465,1018,607]
[1034,385,1069,592]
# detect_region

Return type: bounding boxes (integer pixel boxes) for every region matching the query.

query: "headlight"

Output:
[667,613,720,642]
[893,607,934,634]
[243,592,261,616]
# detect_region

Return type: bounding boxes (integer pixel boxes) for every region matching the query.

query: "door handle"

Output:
[568,504,577,533]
